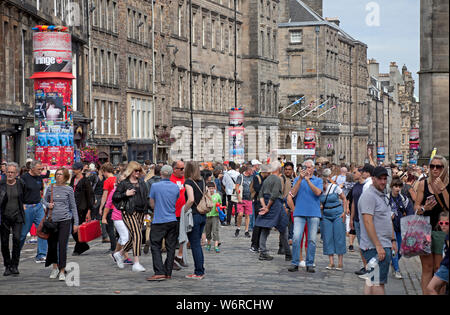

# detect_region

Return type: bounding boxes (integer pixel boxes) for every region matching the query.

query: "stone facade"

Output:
[277,0,369,166]
[0,0,90,165]
[419,0,449,159]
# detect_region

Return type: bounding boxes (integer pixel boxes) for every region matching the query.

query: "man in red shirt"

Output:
[99,162,117,252]
[170,160,188,268]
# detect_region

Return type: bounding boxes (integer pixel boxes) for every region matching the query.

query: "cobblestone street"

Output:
[0,224,423,295]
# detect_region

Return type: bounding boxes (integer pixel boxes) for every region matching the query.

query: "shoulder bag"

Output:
[191,179,214,214]
[37,185,58,240]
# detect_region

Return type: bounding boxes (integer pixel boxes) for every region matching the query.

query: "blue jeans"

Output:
[20,203,48,259]
[291,216,320,267]
[391,231,402,272]
[321,210,347,255]
[187,214,206,276]
[249,203,255,231]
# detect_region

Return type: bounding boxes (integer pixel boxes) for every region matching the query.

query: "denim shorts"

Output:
[435,264,449,283]
[362,248,392,285]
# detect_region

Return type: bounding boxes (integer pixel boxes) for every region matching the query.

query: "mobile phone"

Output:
[426,195,436,202]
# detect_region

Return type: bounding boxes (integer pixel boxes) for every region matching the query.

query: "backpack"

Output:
[250,174,262,199]
[191,179,214,215]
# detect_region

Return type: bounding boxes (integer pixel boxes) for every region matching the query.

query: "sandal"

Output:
[336,265,343,271]
[326,264,335,270]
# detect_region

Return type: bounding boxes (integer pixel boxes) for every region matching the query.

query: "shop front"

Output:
[0,112,26,164]
[127,139,155,164]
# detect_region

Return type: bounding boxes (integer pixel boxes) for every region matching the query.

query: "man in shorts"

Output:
[235,165,254,238]
[358,166,398,295]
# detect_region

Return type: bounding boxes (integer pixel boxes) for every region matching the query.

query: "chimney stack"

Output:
[302,0,323,17]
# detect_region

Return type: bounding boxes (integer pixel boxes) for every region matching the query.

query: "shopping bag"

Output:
[78,220,102,243]
[400,214,432,258]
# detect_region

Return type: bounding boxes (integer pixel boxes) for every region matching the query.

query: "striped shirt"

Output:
[44,185,79,225]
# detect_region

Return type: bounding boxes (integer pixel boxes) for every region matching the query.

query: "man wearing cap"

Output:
[70,162,94,256]
[251,160,262,175]
[147,165,180,281]
[358,166,398,295]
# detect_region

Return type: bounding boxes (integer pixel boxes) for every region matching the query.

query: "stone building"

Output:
[277,0,369,165]
[0,0,90,165]
[419,0,449,159]
[167,0,280,162]
[88,0,173,164]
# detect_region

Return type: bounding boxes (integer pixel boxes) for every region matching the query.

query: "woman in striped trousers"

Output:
[112,161,149,272]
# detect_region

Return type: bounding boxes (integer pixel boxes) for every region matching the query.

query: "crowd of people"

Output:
[0,154,448,294]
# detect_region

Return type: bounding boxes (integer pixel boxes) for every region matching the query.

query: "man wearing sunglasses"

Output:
[19,160,50,264]
[170,160,188,269]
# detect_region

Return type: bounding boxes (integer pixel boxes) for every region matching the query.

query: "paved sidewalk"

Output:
[0,224,423,295]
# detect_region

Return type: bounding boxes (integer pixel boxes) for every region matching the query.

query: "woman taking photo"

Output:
[44,168,78,281]
[112,161,149,272]
[414,155,449,294]
[320,169,348,271]
[184,161,207,280]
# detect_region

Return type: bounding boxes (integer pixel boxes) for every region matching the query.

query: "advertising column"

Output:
[229,108,245,164]
[304,128,316,160]
[409,128,420,165]
[30,26,75,170]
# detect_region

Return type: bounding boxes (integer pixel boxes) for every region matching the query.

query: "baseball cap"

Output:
[260,164,271,173]
[72,162,84,170]
[161,165,173,177]
[373,166,388,178]
[361,163,375,176]
[251,159,262,166]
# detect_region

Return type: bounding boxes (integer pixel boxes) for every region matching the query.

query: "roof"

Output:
[279,0,360,44]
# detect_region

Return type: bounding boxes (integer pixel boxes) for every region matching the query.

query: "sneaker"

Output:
[10,266,19,275]
[249,247,259,253]
[288,265,299,272]
[35,257,46,264]
[174,256,188,268]
[172,262,181,271]
[113,252,124,269]
[336,265,343,271]
[348,245,354,252]
[59,272,66,281]
[394,271,403,279]
[326,264,335,270]
[205,244,211,251]
[3,267,12,277]
[259,253,274,261]
[245,231,251,238]
[185,274,204,280]
[215,246,220,253]
[306,266,315,273]
[355,267,367,276]
[235,229,240,237]
[49,268,59,279]
[123,258,133,265]
[132,263,146,272]
[110,253,116,263]
[358,269,371,280]
[299,261,306,268]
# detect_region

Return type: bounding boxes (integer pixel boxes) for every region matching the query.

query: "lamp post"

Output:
[189,0,194,160]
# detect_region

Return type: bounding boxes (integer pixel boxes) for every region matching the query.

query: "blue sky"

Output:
[323,0,420,96]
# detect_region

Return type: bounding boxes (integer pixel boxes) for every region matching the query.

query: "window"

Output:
[290,30,302,44]
[101,100,105,134]
[202,16,206,47]
[178,5,183,36]
[161,54,165,82]
[192,11,197,44]
[211,19,216,49]
[114,102,118,135]
[93,100,98,133]
[160,6,164,32]
[108,101,111,135]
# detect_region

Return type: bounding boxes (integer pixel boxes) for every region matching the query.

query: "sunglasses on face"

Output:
[430,164,444,170]
[175,167,184,171]
[439,221,449,226]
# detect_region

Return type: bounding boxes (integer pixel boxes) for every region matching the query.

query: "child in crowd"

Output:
[205,182,222,253]
[426,211,449,295]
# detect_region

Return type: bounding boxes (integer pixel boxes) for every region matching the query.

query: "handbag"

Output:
[78,220,102,242]
[37,185,57,240]
[400,214,432,258]
[191,179,214,215]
